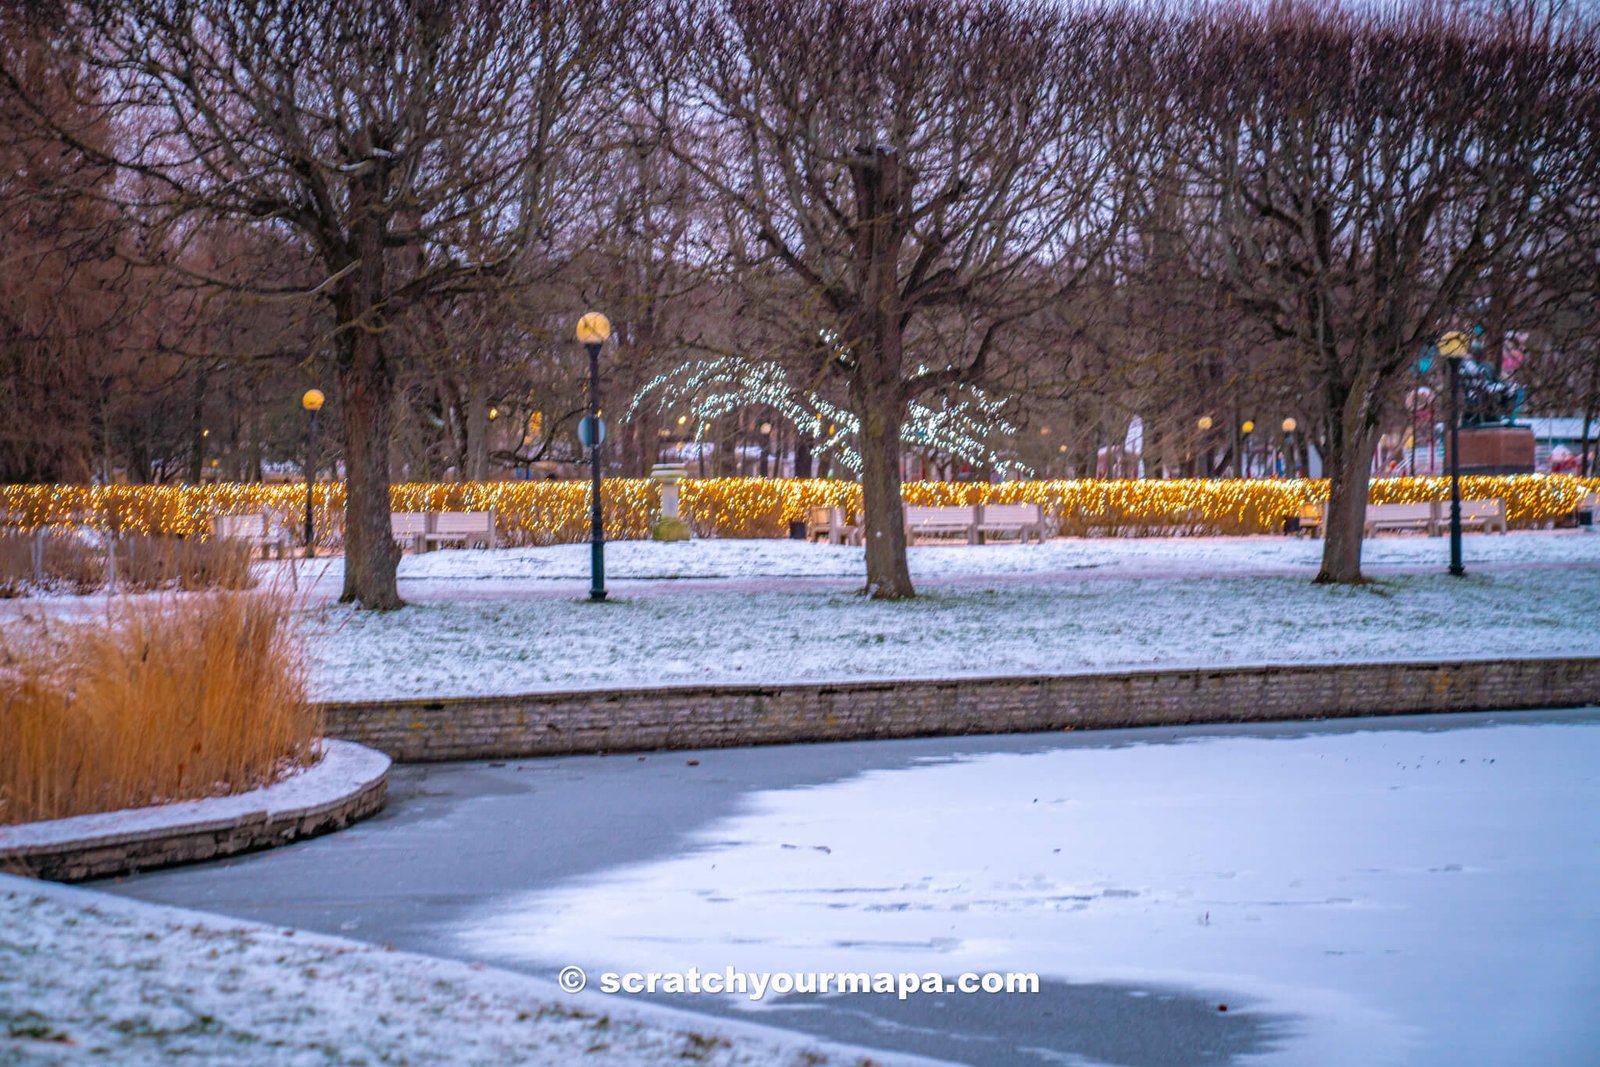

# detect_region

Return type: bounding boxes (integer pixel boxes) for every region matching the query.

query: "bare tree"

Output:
[5,0,622,607]
[638,0,1150,597]
[1170,1,1594,583]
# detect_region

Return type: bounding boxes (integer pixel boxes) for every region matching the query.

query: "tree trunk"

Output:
[186,371,207,484]
[338,328,402,608]
[857,396,914,599]
[844,145,916,598]
[621,401,655,477]
[794,431,813,479]
[464,373,489,481]
[1316,421,1378,585]
[333,165,402,610]
[715,417,738,477]
[1582,355,1599,478]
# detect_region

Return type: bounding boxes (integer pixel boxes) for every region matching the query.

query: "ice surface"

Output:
[456,712,1600,1067]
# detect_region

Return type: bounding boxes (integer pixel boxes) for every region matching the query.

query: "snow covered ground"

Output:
[4,531,1595,701]
[0,875,921,1066]
[453,710,1600,1067]
[293,532,1599,700]
[364,528,1600,584]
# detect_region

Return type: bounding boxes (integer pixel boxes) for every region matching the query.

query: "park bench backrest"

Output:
[391,512,428,536]
[904,504,976,526]
[214,513,266,540]
[978,503,1042,524]
[1367,502,1435,521]
[432,510,493,535]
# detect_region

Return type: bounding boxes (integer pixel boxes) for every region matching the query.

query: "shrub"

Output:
[0,531,256,596]
[0,531,102,597]
[0,589,321,825]
[109,534,255,592]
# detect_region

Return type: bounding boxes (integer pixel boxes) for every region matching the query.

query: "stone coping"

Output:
[320,656,1600,763]
[0,740,390,882]
[318,655,1591,711]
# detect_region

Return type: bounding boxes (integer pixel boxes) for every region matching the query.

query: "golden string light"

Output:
[1,475,1593,545]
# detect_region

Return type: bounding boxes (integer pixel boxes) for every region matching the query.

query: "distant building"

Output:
[1522,417,1597,473]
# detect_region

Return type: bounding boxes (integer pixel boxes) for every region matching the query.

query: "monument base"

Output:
[1445,425,1535,476]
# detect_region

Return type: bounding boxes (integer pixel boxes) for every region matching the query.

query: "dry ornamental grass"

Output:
[0,589,321,825]
[0,531,254,597]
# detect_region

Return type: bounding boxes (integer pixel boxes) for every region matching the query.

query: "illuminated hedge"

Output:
[1,475,1594,545]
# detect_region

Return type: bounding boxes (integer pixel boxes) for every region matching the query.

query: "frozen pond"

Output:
[108,710,1600,1066]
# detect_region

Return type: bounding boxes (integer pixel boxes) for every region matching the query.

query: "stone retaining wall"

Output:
[0,741,390,882]
[322,658,1600,763]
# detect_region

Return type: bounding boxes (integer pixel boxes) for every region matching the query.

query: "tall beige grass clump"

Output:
[0,590,321,825]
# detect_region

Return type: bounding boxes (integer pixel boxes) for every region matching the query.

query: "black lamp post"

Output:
[1439,331,1469,577]
[1281,417,1297,478]
[576,312,612,601]
[1240,420,1255,479]
[301,388,324,558]
[1196,415,1213,479]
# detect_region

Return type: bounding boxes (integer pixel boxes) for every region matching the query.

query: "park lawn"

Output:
[301,533,1600,700]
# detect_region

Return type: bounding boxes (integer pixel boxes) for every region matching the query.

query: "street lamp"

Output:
[1240,420,1255,479]
[576,311,612,601]
[1439,330,1470,577]
[1196,416,1213,478]
[301,389,324,558]
[1281,417,1297,478]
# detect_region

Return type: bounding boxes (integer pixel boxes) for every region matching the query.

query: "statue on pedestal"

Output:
[1458,357,1521,426]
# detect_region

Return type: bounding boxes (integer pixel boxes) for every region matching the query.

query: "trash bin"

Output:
[788,520,807,540]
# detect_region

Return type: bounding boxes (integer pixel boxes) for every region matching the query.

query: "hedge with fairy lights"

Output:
[2,476,1593,547]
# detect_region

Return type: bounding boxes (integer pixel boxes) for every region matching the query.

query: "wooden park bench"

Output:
[904,504,978,544]
[423,509,497,550]
[212,512,290,558]
[390,512,428,552]
[1453,497,1508,534]
[974,502,1045,544]
[1364,501,1439,537]
[806,505,860,546]
[1578,491,1599,531]
[1293,502,1326,537]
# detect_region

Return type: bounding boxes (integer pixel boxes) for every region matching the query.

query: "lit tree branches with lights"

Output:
[630,356,1031,479]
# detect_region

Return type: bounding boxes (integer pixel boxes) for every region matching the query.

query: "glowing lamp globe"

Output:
[575,312,612,345]
[302,389,325,412]
[1281,417,1296,433]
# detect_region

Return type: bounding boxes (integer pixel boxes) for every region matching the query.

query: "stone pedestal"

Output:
[648,463,691,541]
[1446,426,1535,476]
